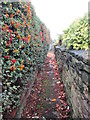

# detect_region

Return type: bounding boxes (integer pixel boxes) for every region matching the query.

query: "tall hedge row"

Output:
[1,1,50,113]
[62,14,89,50]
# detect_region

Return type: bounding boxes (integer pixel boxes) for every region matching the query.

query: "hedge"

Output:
[62,14,89,50]
[1,1,50,114]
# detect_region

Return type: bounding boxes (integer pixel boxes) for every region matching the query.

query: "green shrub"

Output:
[62,14,89,50]
[1,1,50,113]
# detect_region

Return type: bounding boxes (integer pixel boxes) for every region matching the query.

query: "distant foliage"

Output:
[62,14,89,50]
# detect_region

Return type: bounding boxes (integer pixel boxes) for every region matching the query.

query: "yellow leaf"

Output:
[14,49,18,53]
[22,60,24,64]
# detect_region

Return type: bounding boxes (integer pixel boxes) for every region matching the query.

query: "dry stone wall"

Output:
[55,46,90,119]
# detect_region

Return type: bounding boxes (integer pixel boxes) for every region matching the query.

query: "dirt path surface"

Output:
[21,52,70,119]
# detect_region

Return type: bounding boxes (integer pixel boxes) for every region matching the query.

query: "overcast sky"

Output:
[31,0,89,40]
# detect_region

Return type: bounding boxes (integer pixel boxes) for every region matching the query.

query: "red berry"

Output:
[23,38,26,42]
[4,56,8,58]
[12,59,16,64]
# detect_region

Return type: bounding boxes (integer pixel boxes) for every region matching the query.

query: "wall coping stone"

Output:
[55,46,90,66]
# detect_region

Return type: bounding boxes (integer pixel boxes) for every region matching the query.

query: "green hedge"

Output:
[62,14,89,50]
[1,1,50,113]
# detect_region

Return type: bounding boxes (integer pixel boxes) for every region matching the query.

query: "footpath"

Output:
[21,52,70,119]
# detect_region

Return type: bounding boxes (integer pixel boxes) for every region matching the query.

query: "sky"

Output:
[31,0,89,40]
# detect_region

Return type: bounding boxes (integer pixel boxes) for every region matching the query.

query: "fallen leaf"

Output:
[51,98,56,102]
[56,81,60,84]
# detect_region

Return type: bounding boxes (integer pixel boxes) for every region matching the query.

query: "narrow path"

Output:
[21,52,70,119]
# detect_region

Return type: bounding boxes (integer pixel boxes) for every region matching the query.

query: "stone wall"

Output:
[55,46,90,119]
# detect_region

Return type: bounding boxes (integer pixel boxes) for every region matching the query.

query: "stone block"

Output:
[81,71,89,86]
[83,63,90,73]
